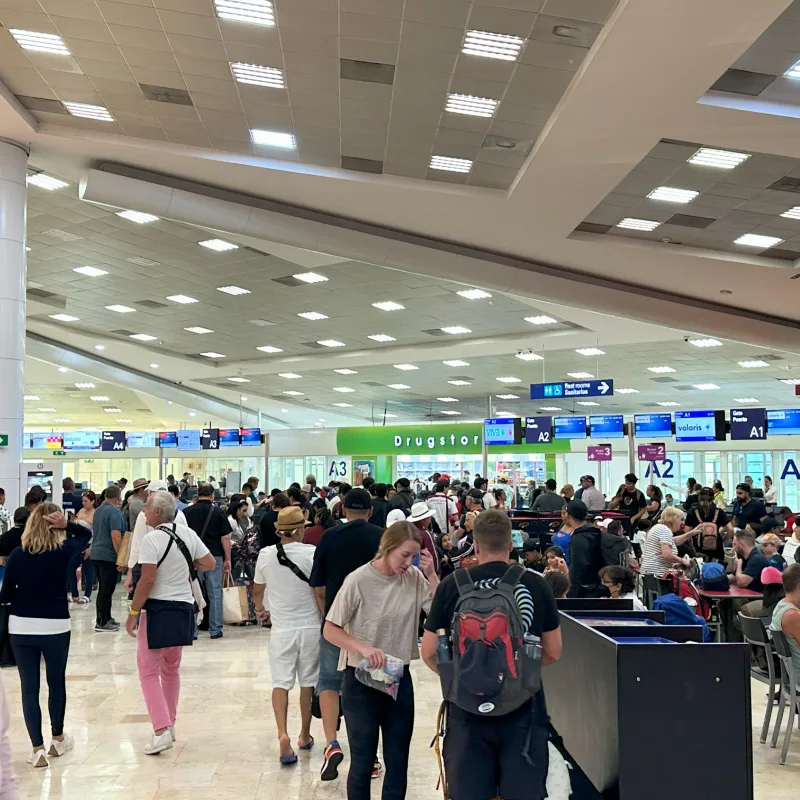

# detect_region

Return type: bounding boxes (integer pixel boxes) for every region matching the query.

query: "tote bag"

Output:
[222,572,249,624]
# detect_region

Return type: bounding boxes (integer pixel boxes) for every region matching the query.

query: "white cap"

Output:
[148,479,168,493]
[386,509,407,527]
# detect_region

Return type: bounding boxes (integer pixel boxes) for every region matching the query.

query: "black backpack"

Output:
[600,531,631,567]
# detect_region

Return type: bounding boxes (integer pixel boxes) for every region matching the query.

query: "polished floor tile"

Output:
[2,596,797,798]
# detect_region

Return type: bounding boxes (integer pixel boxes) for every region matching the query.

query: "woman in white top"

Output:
[783,522,800,564]
[640,506,694,577]
[599,565,646,610]
[324,521,439,800]
[764,476,777,505]
[227,496,252,580]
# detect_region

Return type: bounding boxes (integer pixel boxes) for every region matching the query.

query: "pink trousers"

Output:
[136,611,183,732]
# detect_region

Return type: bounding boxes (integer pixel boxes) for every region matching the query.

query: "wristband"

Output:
[129,609,140,616]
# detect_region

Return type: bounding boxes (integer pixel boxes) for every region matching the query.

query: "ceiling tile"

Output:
[340,13,402,42]
[399,21,464,53]
[107,25,171,51]
[96,1,163,29]
[39,0,104,22]
[291,105,339,128]
[339,37,399,64]
[51,17,116,42]
[278,4,338,35]
[191,91,243,113]
[223,42,282,65]
[172,53,231,81]
[282,51,338,76]
[520,40,585,71]
[243,101,294,127]
[393,65,453,93]
[158,9,222,39]
[152,0,215,14]
[166,32,227,59]
[396,44,459,73]
[404,0,471,29]
[79,59,135,82]
[129,67,187,90]
[468,161,518,188]
[542,0,617,24]
[182,73,235,96]
[341,0,404,18]
[285,70,339,95]
[467,4,537,36]
[0,8,56,30]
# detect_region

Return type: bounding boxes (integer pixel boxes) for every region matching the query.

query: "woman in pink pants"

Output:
[125,493,215,755]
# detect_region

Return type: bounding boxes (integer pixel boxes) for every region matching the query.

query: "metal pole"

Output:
[482,394,490,479]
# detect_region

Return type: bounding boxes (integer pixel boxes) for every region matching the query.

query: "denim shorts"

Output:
[315,634,343,693]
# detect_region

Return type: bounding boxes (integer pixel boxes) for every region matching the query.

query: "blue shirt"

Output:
[91,502,126,562]
[61,492,82,514]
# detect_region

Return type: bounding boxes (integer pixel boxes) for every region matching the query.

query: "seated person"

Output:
[543,545,565,572]
[741,566,785,623]
[599,565,646,610]
[544,570,569,599]
[770,563,800,678]
[761,533,787,572]
[633,517,651,548]
[730,531,769,591]
[522,539,545,573]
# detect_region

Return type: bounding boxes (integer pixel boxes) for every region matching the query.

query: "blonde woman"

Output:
[639,506,693,577]
[323,521,439,800]
[0,504,90,767]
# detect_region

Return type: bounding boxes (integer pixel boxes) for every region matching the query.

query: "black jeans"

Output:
[10,632,71,747]
[342,666,414,800]
[93,559,118,626]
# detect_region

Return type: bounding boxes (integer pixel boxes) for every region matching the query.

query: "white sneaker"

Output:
[143,730,173,756]
[48,733,74,757]
[27,748,49,768]
[168,726,176,742]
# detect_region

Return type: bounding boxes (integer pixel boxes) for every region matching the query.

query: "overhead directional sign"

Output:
[730,408,767,441]
[0,434,7,447]
[530,379,613,400]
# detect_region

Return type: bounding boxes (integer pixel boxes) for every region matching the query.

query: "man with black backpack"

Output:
[564,500,606,598]
[421,510,562,800]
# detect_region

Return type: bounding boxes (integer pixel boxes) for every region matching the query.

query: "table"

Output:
[697,586,763,641]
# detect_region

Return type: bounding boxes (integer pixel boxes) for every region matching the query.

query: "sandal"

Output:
[279,752,298,766]
[76,597,90,605]
[299,736,314,751]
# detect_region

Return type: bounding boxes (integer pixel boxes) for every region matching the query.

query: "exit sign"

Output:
[53,450,66,456]
[0,434,7,447]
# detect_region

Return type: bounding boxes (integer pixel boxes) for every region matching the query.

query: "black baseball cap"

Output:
[566,499,588,521]
[522,539,542,552]
[344,488,372,510]
[761,516,781,534]
[583,475,595,484]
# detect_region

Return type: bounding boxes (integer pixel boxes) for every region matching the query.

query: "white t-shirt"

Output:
[128,507,188,569]
[138,522,209,603]
[253,542,320,632]
[427,494,457,533]
[483,492,497,509]
[621,592,646,611]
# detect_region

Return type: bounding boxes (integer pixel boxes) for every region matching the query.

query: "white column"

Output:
[0,139,28,506]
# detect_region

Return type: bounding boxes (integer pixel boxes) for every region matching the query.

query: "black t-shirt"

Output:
[183,500,230,557]
[309,518,384,614]
[258,509,280,549]
[616,488,646,518]
[742,550,769,592]
[0,526,23,558]
[370,498,389,528]
[685,504,729,530]
[733,499,766,529]
[424,561,559,723]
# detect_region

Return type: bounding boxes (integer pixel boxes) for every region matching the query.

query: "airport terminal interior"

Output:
[4,0,800,797]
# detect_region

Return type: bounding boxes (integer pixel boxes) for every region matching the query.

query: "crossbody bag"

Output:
[275,542,310,583]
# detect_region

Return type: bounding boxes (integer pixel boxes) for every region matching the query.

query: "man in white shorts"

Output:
[253,506,320,765]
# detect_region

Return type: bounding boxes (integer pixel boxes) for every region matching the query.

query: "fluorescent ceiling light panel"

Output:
[90,396,109,402]
[576,348,605,356]
[445,93,498,117]
[185,327,214,334]
[383,413,398,418]
[647,187,699,203]
[334,402,353,407]
[10,29,70,54]
[429,155,472,173]
[462,29,524,61]
[457,289,492,299]
[496,394,519,399]
[437,397,459,402]
[57,367,69,373]
[577,401,599,406]
[393,364,419,371]
[687,148,750,169]
[217,285,250,295]
[616,388,639,394]
[256,345,282,353]
[657,401,680,407]
[38,407,56,412]
[251,129,296,148]
[443,360,469,367]
[27,174,68,190]
[568,372,594,379]
[688,338,722,348]
[524,315,557,325]
[368,334,396,342]
[317,339,345,348]
[388,383,410,389]
[230,62,284,88]
[283,390,303,396]
[372,301,405,311]
[200,352,226,358]
[130,333,156,341]
[117,419,132,423]
[516,352,544,361]
[734,234,783,248]
[117,210,158,224]
[49,313,78,322]
[441,410,461,415]
[333,387,355,393]
[738,360,769,368]
[64,101,113,121]
[617,218,661,231]
[734,398,760,403]
[106,305,135,313]
[53,418,70,423]
[74,383,95,389]
[648,366,675,373]
[334,369,358,375]
[692,383,720,390]
[228,377,250,383]
[781,206,800,220]
[540,406,562,411]
[214,0,274,25]
[298,311,328,320]
[94,345,104,350]
[23,395,39,400]
[103,407,122,413]
[449,380,472,386]
[73,266,108,277]
[786,58,800,78]
[292,272,327,283]
[166,294,198,304]
[278,372,302,379]
[201,239,239,252]
[441,326,471,334]
[780,379,800,385]
[496,376,521,383]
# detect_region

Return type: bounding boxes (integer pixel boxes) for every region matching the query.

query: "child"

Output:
[634,517,652,548]
[761,533,787,572]
[543,545,568,576]
[544,570,569,599]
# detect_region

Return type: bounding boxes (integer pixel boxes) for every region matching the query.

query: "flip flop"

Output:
[299,736,314,751]
[279,752,298,766]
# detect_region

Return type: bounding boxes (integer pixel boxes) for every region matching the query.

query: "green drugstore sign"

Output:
[336,424,572,456]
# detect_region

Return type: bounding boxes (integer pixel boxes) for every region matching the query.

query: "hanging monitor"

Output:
[767,408,800,435]
[553,416,587,440]
[674,410,726,442]
[63,431,101,451]
[158,431,178,449]
[219,428,240,447]
[634,413,672,439]
[483,418,522,446]
[177,430,201,450]
[240,428,262,446]
[127,431,156,448]
[589,414,624,439]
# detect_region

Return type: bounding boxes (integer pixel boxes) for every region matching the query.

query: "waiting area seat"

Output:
[642,574,675,609]
[738,613,779,744]
[770,629,799,766]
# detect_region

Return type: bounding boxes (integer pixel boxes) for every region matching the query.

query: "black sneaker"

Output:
[320,740,343,781]
[210,632,223,640]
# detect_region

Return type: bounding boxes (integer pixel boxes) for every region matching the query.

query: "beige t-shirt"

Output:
[326,562,433,670]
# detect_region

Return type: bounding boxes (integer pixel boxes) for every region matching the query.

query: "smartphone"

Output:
[412,553,420,567]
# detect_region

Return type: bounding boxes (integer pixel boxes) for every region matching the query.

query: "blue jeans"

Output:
[200,556,224,636]
[316,635,343,693]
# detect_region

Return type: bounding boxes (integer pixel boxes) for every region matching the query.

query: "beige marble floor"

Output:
[2,596,798,799]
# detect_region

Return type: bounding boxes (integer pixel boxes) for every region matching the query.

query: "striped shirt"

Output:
[473,575,535,629]
[640,523,676,577]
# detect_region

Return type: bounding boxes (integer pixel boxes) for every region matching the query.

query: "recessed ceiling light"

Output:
[441,326,471,335]
[445,93,498,118]
[38,407,56,412]
[441,410,461,415]
[26,246,31,251]
[116,210,158,224]
[462,29,524,61]
[368,334,396,342]
[283,390,304,396]
[318,339,345,348]
[49,313,79,322]
[57,367,69,373]
[166,294,198,304]
[524,315,558,325]
[443,360,470,367]
[577,401,600,406]
[657,401,680,407]
[10,29,70,54]
[334,369,358,375]
[23,395,39,400]
[149,363,159,369]
[457,288,492,300]
[228,377,250,383]
[201,239,239,252]
[116,419,132,423]
[251,129,296,148]
[648,365,676,373]
[52,418,70,423]
[448,380,472,386]
[388,383,410,389]
[185,327,214,334]
[103,407,122,413]
[214,0,274,25]
[27,173,68,190]
[73,266,108,277]
[298,311,328,320]
[90,396,110,402]
[616,388,639,394]
[372,301,405,311]
[568,372,594,379]
[429,155,473,173]
[496,393,519,399]
[333,387,356,393]
[217,285,250,296]
[781,206,800,220]
[127,256,161,267]
[693,383,720,390]
[106,305,135,313]
[256,345,282,353]
[496,376,521,383]
[64,101,113,121]
[130,333,156,341]
[230,61,284,87]
[292,272,328,284]
[647,187,699,203]
[687,148,750,169]
[540,406,562,411]
[200,352,226,359]
[617,218,661,231]
[74,383,95,389]
[94,344,105,350]
[278,372,302,379]
[281,408,289,412]
[780,379,800,385]
[393,364,418,371]
[738,360,769,368]
[734,233,783,248]
[383,413,398,418]
[188,412,196,417]
[576,348,605,356]
[516,352,543,361]
[334,402,353,408]
[734,397,760,403]
[437,397,459,402]
[688,338,723,348]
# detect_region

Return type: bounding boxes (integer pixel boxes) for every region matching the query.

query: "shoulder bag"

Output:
[276,542,310,583]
